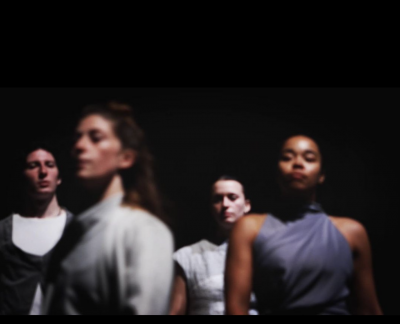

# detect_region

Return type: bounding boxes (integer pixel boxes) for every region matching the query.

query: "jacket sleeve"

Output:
[113,214,175,315]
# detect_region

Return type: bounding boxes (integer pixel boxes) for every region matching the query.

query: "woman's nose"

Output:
[39,165,48,178]
[222,197,230,207]
[73,136,88,155]
[293,156,304,169]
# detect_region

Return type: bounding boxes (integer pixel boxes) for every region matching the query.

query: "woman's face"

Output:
[211,180,251,230]
[23,149,61,198]
[72,114,130,181]
[277,136,325,195]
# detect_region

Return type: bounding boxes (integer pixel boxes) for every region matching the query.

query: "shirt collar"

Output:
[75,193,124,230]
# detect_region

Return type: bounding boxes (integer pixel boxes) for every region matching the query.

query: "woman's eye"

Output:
[91,135,103,143]
[305,155,317,162]
[281,155,291,161]
[27,163,37,169]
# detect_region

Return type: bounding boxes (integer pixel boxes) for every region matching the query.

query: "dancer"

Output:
[0,143,72,315]
[43,102,174,315]
[225,135,382,315]
[170,175,257,315]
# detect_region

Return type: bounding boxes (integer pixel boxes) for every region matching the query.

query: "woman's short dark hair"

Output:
[15,140,62,179]
[9,140,62,214]
[274,132,329,175]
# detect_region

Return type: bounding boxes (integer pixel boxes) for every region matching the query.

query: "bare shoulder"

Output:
[238,213,267,230]
[231,213,267,242]
[329,216,366,235]
[328,216,368,251]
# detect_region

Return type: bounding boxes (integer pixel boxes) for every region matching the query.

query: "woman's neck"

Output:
[20,194,61,219]
[101,175,124,201]
[77,174,124,212]
[207,224,231,246]
[281,189,316,205]
[272,193,317,220]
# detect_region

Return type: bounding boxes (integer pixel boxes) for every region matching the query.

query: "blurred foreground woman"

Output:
[43,102,174,315]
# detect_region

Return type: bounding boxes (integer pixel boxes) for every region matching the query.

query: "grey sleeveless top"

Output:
[252,203,353,315]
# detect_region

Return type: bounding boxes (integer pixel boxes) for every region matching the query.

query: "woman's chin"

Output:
[283,184,313,195]
[218,220,235,231]
[76,174,103,187]
[78,172,116,187]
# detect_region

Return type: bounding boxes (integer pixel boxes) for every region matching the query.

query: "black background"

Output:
[1,87,398,314]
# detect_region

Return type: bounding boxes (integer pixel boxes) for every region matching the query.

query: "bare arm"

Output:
[330,217,382,315]
[349,222,382,315]
[225,215,263,315]
[169,262,188,315]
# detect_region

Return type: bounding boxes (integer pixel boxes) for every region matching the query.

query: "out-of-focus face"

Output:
[211,180,251,230]
[23,149,61,198]
[72,114,133,181]
[277,136,325,195]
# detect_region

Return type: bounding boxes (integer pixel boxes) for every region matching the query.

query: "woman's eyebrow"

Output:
[88,128,106,133]
[281,149,295,153]
[304,150,317,155]
[26,161,39,165]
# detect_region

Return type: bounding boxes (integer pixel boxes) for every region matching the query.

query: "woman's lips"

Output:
[38,181,50,187]
[289,172,306,180]
[77,160,90,168]
[222,212,234,218]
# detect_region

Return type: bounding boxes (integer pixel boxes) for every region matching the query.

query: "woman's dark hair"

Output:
[212,174,247,198]
[79,101,164,221]
[8,140,62,214]
[270,133,331,205]
[14,140,62,179]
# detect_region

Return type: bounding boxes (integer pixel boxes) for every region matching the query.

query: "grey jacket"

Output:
[43,194,174,315]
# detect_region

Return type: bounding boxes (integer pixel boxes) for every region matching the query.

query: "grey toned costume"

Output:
[43,193,174,315]
[0,211,73,315]
[253,203,353,315]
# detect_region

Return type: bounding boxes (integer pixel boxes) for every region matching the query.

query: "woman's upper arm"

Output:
[169,262,188,315]
[349,221,383,315]
[225,215,260,315]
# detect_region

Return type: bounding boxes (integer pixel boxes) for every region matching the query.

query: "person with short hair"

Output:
[0,143,73,315]
[225,135,382,315]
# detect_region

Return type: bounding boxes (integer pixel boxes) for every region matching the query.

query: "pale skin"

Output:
[73,114,135,205]
[169,180,251,315]
[225,136,382,315]
[20,149,63,219]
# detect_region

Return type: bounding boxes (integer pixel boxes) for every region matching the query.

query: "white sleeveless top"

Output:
[174,239,258,315]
